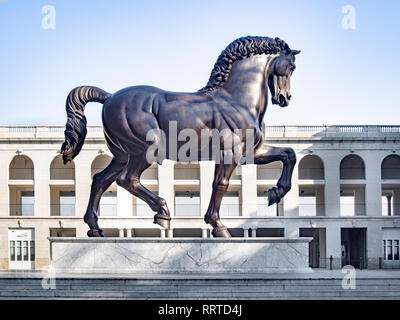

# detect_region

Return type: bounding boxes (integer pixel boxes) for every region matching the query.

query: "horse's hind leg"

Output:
[84,158,126,237]
[204,161,237,238]
[116,154,171,229]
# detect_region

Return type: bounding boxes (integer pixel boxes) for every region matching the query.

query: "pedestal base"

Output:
[48,237,313,274]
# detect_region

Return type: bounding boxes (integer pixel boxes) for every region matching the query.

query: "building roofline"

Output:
[0,125,399,141]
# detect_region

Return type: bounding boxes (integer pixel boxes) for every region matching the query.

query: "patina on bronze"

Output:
[61,36,300,238]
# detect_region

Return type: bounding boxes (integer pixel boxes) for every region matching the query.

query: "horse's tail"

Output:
[61,86,111,164]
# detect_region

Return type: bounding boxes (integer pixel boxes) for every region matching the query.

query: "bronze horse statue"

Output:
[61,36,300,238]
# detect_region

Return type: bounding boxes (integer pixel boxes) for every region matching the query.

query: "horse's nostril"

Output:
[287,94,292,100]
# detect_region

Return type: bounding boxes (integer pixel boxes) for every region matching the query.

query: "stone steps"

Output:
[1,277,400,299]
[3,283,400,290]
[1,289,400,299]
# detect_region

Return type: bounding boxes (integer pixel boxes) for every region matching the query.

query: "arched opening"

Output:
[340,155,365,179]
[9,155,34,180]
[49,155,76,216]
[9,155,35,216]
[381,155,400,179]
[91,155,112,179]
[340,155,366,216]
[91,155,117,216]
[298,155,325,216]
[298,155,324,180]
[50,155,75,180]
[381,155,400,216]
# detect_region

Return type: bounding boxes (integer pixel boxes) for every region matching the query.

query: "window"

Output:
[299,195,317,216]
[21,191,34,216]
[30,241,35,261]
[23,241,28,261]
[59,191,75,216]
[16,241,21,261]
[384,239,400,261]
[383,240,386,260]
[175,191,200,216]
[10,241,15,261]
[340,195,355,216]
[220,191,240,217]
[257,191,277,216]
[99,191,117,216]
[388,240,393,260]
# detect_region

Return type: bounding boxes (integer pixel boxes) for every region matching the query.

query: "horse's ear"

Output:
[290,50,301,56]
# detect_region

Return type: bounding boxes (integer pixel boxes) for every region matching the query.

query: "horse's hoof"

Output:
[87,229,104,237]
[154,215,171,229]
[268,188,280,206]
[212,226,231,238]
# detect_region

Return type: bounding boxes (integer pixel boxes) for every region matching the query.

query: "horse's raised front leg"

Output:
[116,154,171,229]
[253,144,296,206]
[204,161,237,238]
[85,158,126,237]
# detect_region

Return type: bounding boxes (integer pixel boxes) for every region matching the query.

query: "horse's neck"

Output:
[220,54,277,122]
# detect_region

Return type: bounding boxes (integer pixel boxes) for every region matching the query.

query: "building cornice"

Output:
[0,125,399,143]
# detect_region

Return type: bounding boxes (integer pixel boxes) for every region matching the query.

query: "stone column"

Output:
[241,164,257,217]
[202,228,208,238]
[366,223,382,269]
[158,160,175,216]
[323,154,341,217]
[250,228,257,237]
[243,228,249,238]
[386,195,392,216]
[0,225,9,269]
[364,153,382,217]
[283,155,299,217]
[200,161,214,215]
[34,222,51,270]
[354,187,366,216]
[31,152,52,217]
[325,224,342,269]
[0,152,12,217]
[160,228,166,238]
[126,228,132,238]
[119,229,124,238]
[315,188,325,216]
[117,186,132,217]
[74,151,93,218]
[393,189,400,216]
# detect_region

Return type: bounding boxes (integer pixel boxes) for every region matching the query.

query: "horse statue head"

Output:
[199,36,300,110]
[269,49,300,107]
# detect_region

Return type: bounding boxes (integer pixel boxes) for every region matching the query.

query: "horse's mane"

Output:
[199,36,291,93]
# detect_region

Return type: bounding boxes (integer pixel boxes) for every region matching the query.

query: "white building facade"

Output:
[0,125,400,270]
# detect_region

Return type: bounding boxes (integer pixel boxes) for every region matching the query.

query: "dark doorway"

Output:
[341,228,367,269]
[300,228,326,268]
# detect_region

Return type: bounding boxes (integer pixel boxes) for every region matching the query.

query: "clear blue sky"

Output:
[0,0,399,126]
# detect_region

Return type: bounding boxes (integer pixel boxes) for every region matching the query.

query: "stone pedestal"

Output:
[48,237,313,274]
